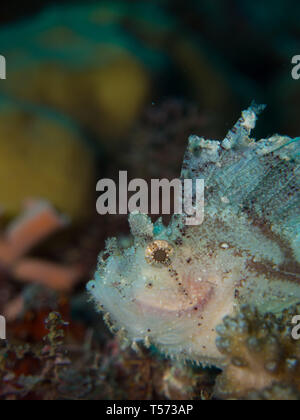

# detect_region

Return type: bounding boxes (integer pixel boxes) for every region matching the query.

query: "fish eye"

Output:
[145,240,173,266]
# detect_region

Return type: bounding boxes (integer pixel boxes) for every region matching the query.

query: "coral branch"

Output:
[0,200,68,266]
[13,259,81,291]
[0,200,81,291]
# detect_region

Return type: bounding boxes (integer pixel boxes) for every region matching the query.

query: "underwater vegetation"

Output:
[0,305,215,400]
[0,311,100,400]
[88,104,300,397]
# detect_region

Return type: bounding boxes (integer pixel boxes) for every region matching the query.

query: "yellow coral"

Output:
[5,54,150,143]
[0,108,95,221]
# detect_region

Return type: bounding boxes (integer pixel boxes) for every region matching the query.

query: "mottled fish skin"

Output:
[88,104,300,367]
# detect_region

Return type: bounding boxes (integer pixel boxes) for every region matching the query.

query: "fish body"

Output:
[88,104,300,366]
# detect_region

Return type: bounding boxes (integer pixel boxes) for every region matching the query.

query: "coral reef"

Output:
[215,305,300,400]
[88,104,300,368]
[0,310,95,400]
[0,301,216,400]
